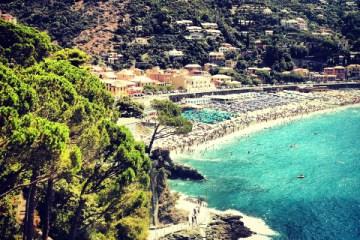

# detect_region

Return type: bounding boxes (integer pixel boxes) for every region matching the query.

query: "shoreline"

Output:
[154,90,360,239]
[174,193,278,240]
[171,102,360,159]
[168,103,360,239]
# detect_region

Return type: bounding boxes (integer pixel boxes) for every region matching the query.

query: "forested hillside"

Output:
[1,0,359,73]
[0,20,151,240]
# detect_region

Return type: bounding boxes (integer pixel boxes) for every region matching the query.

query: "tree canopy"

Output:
[147,99,192,154]
[0,22,151,240]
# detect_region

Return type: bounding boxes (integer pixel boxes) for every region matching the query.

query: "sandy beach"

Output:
[171,102,360,159]
[157,90,360,156]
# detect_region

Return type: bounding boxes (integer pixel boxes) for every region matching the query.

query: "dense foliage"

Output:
[0,20,151,240]
[2,0,359,75]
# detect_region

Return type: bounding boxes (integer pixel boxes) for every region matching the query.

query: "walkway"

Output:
[147,199,210,240]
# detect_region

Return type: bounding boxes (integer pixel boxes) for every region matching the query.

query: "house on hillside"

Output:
[281,18,308,31]
[209,52,225,65]
[132,37,150,46]
[247,67,271,75]
[201,22,218,29]
[167,49,184,58]
[205,29,222,39]
[219,43,239,53]
[262,7,272,15]
[184,64,202,73]
[176,20,193,26]
[347,64,360,79]
[106,52,123,65]
[0,11,17,24]
[265,30,274,36]
[204,63,219,72]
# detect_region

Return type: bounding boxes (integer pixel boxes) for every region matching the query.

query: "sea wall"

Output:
[169,82,360,102]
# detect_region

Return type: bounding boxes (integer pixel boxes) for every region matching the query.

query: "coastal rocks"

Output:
[160,230,203,240]
[159,214,253,240]
[206,214,253,240]
[169,164,205,181]
[151,149,205,181]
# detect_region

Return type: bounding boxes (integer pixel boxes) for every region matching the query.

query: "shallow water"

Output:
[170,107,360,240]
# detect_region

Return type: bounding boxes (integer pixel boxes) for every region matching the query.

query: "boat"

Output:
[297,174,305,179]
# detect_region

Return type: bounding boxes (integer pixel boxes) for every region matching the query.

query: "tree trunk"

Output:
[150,169,159,226]
[42,179,53,240]
[24,169,39,240]
[147,124,160,154]
[69,198,85,240]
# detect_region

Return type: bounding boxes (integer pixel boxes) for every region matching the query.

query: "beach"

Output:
[153,90,360,155]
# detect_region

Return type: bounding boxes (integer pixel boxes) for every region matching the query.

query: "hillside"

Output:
[1,0,359,73]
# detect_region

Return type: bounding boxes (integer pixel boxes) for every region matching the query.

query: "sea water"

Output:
[170,107,360,240]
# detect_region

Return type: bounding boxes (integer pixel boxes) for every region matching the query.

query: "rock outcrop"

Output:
[151,149,205,181]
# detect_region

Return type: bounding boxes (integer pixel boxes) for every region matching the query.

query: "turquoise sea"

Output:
[170,107,360,240]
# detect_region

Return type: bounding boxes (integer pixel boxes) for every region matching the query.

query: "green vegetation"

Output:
[143,84,175,94]
[147,99,192,154]
[1,0,359,84]
[116,96,145,118]
[0,20,53,66]
[0,20,151,240]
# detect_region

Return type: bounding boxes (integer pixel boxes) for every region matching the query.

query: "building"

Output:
[146,67,173,84]
[265,30,274,36]
[205,29,222,39]
[106,52,123,64]
[225,60,237,69]
[185,75,213,92]
[211,74,232,87]
[167,49,184,58]
[292,68,310,77]
[186,26,202,33]
[263,7,273,15]
[103,80,136,97]
[247,67,271,75]
[91,65,106,78]
[323,66,346,80]
[170,70,214,92]
[204,63,219,72]
[0,11,17,24]
[281,18,308,31]
[209,52,225,65]
[239,19,255,26]
[103,71,117,81]
[311,73,336,82]
[201,22,218,29]
[184,64,202,73]
[117,69,136,80]
[133,37,150,45]
[176,20,193,26]
[347,64,360,79]
[131,76,161,88]
[219,43,239,53]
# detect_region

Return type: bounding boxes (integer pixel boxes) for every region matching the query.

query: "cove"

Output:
[169,107,360,240]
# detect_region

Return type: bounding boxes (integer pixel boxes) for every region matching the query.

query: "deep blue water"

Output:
[170,107,360,240]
